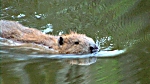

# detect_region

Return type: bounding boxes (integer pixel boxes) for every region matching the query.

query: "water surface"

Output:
[1,0,150,84]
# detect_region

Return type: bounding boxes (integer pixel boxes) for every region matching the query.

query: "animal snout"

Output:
[89,44,99,53]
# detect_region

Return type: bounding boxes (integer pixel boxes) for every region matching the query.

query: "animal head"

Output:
[56,32,99,54]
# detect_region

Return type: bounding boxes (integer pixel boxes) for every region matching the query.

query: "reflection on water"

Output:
[1,0,150,84]
[65,58,97,65]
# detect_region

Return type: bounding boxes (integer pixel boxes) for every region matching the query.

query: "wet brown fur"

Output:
[0,20,97,54]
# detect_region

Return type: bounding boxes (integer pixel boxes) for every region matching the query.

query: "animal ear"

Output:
[69,31,76,34]
[59,37,64,45]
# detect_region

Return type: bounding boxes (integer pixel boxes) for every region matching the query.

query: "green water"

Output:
[1,0,150,84]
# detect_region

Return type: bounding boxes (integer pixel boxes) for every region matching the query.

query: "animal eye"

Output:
[74,41,79,45]
[59,37,64,45]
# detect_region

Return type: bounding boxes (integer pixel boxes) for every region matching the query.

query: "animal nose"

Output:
[89,44,99,53]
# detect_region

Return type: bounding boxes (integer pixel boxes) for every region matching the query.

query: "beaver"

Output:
[0,20,99,54]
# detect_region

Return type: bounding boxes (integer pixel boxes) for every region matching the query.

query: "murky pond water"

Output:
[1,0,150,84]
